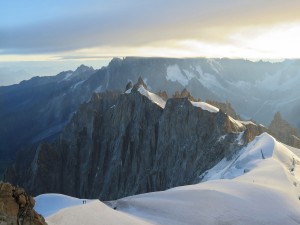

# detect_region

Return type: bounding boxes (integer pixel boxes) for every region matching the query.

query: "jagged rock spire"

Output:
[75,64,94,73]
[125,81,133,91]
[173,88,198,101]
[132,77,147,90]
[269,111,300,148]
[273,111,282,121]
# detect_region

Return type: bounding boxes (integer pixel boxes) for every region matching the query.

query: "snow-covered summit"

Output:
[60,64,94,82]
[74,64,94,74]
[137,85,166,108]
[125,79,166,108]
[125,79,221,112]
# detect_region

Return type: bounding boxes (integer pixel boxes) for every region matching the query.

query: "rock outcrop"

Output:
[0,182,47,225]
[243,123,267,144]
[173,88,199,102]
[269,112,300,148]
[6,80,265,201]
[206,100,241,120]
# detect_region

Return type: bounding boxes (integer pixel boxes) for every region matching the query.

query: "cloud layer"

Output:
[1,0,300,59]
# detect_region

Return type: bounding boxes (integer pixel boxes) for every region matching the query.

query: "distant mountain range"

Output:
[1,57,300,176]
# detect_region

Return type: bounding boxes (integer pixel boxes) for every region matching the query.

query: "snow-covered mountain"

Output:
[34,133,300,225]
[2,57,300,167]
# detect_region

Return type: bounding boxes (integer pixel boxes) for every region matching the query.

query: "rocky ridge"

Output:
[6,80,266,201]
[0,182,47,225]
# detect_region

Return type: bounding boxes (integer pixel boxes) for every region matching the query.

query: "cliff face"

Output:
[269,112,300,148]
[0,65,95,164]
[6,83,264,201]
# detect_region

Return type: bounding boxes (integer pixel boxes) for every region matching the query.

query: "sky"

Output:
[1,0,300,84]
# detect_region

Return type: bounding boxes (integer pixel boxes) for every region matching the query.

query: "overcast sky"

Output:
[1,0,300,85]
[1,0,300,62]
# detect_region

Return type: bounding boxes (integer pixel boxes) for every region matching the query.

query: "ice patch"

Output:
[238,120,256,126]
[195,66,222,89]
[190,101,219,113]
[166,64,189,86]
[125,88,132,94]
[138,86,166,108]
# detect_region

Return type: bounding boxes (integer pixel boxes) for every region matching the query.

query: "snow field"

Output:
[34,132,300,224]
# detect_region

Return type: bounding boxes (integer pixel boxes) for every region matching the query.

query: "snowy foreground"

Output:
[35,133,300,225]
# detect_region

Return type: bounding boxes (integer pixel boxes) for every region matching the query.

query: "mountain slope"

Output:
[0,65,95,163]
[115,133,300,225]
[35,133,300,225]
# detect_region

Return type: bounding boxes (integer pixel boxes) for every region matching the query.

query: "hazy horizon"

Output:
[0,56,294,86]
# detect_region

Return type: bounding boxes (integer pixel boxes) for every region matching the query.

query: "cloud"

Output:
[1,0,300,56]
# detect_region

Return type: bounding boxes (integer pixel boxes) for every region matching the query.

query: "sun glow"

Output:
[1,22,300,62]
[230,22,300,59]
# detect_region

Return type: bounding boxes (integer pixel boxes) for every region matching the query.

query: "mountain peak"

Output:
[269,111,300,148]
[74,64,94,73]
[125,81,133,91]
[273,111,282,121]
[132,77,148,91]
[173,88,199,102]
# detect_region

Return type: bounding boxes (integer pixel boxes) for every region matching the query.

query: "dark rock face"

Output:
[269,112,300,148]
[0,65,95,164]
[0,182,47,225]
[6,84,263,201]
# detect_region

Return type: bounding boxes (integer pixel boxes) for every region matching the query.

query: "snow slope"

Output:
[125,86,166,108]
[116,133,300,225]
[137,86,166,108]
[35,194,92,217]
[46,200,152,225]
[35,133,300,225]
